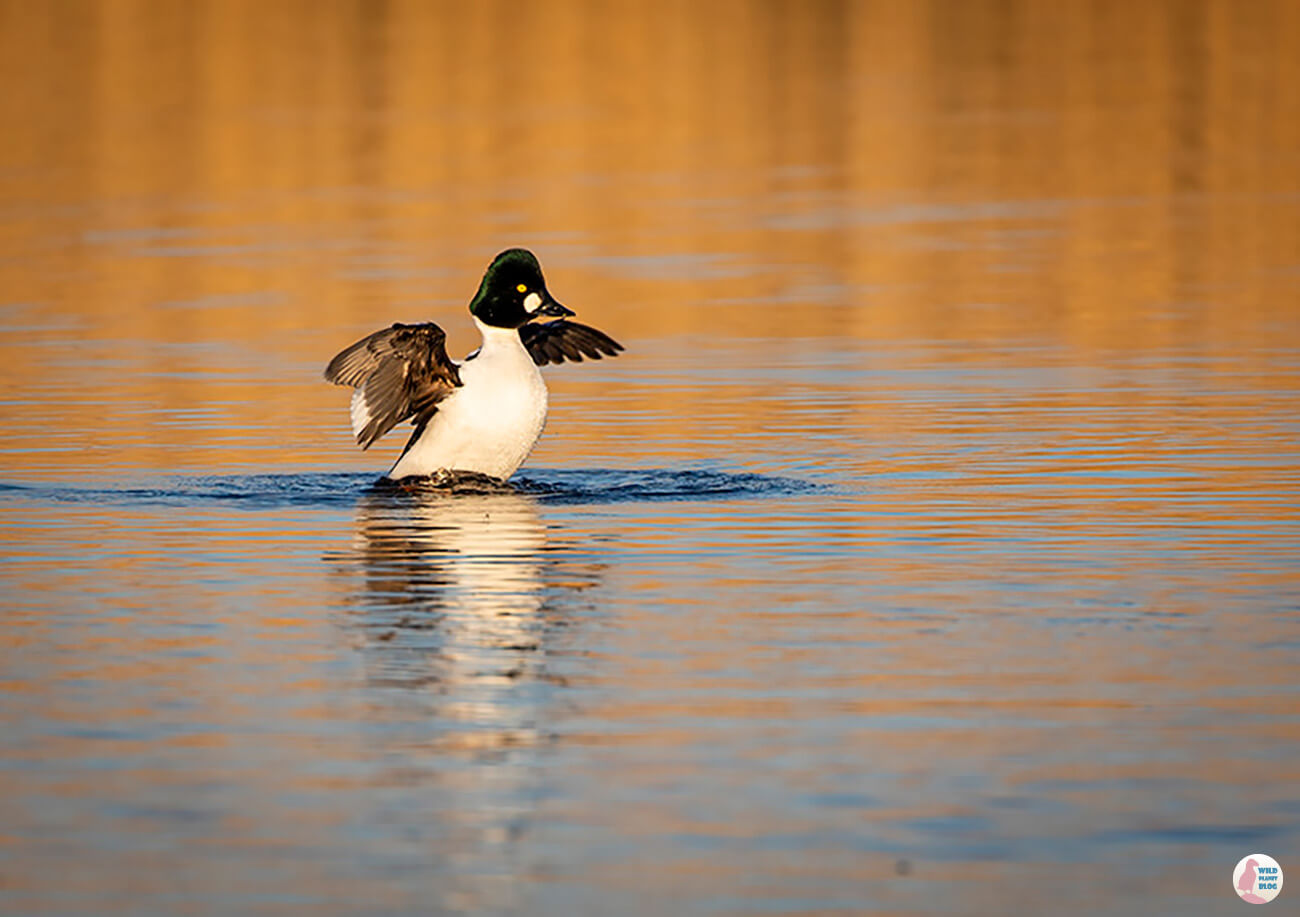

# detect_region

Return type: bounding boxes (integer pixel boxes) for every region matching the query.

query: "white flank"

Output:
[350,387,372,440]
[388,319,548,481]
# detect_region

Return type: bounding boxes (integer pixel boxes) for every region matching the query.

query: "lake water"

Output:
[1,2,1298,915]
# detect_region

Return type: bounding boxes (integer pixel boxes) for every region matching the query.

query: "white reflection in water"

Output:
[332,486,599,913]
[341,486,594,703]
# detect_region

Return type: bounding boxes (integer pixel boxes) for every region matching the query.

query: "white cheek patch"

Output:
[523,292,542,314]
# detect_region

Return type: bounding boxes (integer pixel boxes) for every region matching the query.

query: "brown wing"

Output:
[519,319,624,367]
[324,322,462,450]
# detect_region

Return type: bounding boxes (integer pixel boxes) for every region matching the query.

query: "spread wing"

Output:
[519,319,624,366]
[324,322,462,450]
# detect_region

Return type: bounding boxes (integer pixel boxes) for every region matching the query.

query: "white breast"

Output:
[387,320,548,481]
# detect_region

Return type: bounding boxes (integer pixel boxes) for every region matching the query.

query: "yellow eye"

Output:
[516,284,527,293]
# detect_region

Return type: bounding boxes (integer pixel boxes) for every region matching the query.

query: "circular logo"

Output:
[1233,854,1283,904]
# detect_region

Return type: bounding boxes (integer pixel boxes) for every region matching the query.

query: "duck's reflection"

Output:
[332,483,601,912]
[342,483,592,701]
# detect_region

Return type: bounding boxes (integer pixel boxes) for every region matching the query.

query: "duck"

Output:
[324,248,622,482]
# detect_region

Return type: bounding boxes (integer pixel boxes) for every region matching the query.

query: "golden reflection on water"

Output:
[0,0,1296,478]
[0,1,1298,914]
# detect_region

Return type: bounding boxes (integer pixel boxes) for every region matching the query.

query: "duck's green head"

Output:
[469,248,574,329]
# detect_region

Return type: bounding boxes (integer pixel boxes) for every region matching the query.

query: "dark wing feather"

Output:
[323,322,462,450]
[518,319,624,367]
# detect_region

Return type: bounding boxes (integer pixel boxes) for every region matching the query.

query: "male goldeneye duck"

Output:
[324,248,623,483]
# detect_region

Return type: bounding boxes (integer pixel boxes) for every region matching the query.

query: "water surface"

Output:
[1,2,1298,915]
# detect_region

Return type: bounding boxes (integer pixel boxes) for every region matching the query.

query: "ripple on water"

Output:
[0,467,822,511]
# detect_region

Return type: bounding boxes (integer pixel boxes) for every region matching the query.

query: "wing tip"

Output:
[323,356,346,385]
